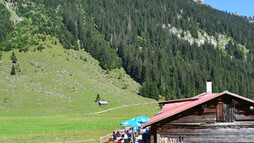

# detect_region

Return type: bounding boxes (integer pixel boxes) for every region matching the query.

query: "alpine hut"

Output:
[144,80,254,143]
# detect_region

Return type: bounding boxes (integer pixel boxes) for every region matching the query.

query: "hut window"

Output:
[216,102,234,122]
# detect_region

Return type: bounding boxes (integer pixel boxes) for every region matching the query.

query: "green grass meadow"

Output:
[0,104,158,143]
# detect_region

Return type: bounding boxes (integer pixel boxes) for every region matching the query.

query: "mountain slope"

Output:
[0,45,155,116]
[1,0,254,102]
[85,0,254,99]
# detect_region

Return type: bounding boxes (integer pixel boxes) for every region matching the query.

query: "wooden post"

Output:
[156,133,160,143]
[151,124,157,143]
[151,135,155,143]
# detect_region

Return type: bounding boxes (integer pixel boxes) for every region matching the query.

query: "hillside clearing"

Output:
[0,46,156,116]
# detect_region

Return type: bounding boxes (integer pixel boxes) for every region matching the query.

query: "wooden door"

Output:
[228,104,235,122]
[216,102,235,122]
[216,102,223,122]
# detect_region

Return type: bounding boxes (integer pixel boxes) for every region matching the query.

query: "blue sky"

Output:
[205,0,254,17]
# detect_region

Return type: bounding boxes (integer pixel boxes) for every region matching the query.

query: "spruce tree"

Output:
[11,51,17,63]
[10,65,15,75]
[95,93,101,102]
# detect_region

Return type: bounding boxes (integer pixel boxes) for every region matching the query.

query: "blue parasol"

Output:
[132,116,150,123]
[120,120,142,127]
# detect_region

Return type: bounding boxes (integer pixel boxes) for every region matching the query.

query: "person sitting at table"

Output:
[116,131,121,137]
[126,130,131,142]
[124,130,129,143]
[112,132,117,141]
[129,128,132,134]
[117,133,125,142]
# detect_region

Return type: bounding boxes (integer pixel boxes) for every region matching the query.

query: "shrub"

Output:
[37,45,45,51]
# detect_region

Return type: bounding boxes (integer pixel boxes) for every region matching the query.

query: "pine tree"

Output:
[10,65,15,75]
[11,51,17,63]
[0,51,2,60]
[95,93,101,102]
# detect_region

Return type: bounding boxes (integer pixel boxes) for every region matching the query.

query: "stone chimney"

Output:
[206,80,212,93]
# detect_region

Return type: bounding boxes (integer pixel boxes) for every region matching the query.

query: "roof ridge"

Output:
[158,100,195,115]
[158,97,199,104]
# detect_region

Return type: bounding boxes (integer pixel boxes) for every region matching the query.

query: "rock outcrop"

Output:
[193,0,205,4]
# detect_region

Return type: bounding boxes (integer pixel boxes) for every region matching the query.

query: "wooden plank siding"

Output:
[235,103,254,121]
[159,122,254,142]
[235,114,254,121]
[159,127,254,142]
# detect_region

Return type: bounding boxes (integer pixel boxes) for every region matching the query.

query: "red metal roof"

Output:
[158,97,199,105]
[144,91,254,127]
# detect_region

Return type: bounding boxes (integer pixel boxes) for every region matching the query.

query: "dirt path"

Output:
[0,102,157,119]
[90,102,157,115]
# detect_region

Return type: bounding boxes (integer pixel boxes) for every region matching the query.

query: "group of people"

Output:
[111,126,151,143]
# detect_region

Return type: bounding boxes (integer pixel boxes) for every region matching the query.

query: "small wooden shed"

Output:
[144,81,254,143]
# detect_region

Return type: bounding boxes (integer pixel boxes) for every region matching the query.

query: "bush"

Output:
[37,45,45,51]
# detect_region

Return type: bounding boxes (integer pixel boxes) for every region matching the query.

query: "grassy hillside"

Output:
[0,43,158,142]
[0,44,156,116]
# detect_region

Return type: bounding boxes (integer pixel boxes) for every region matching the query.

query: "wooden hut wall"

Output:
[158,126,254,142]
